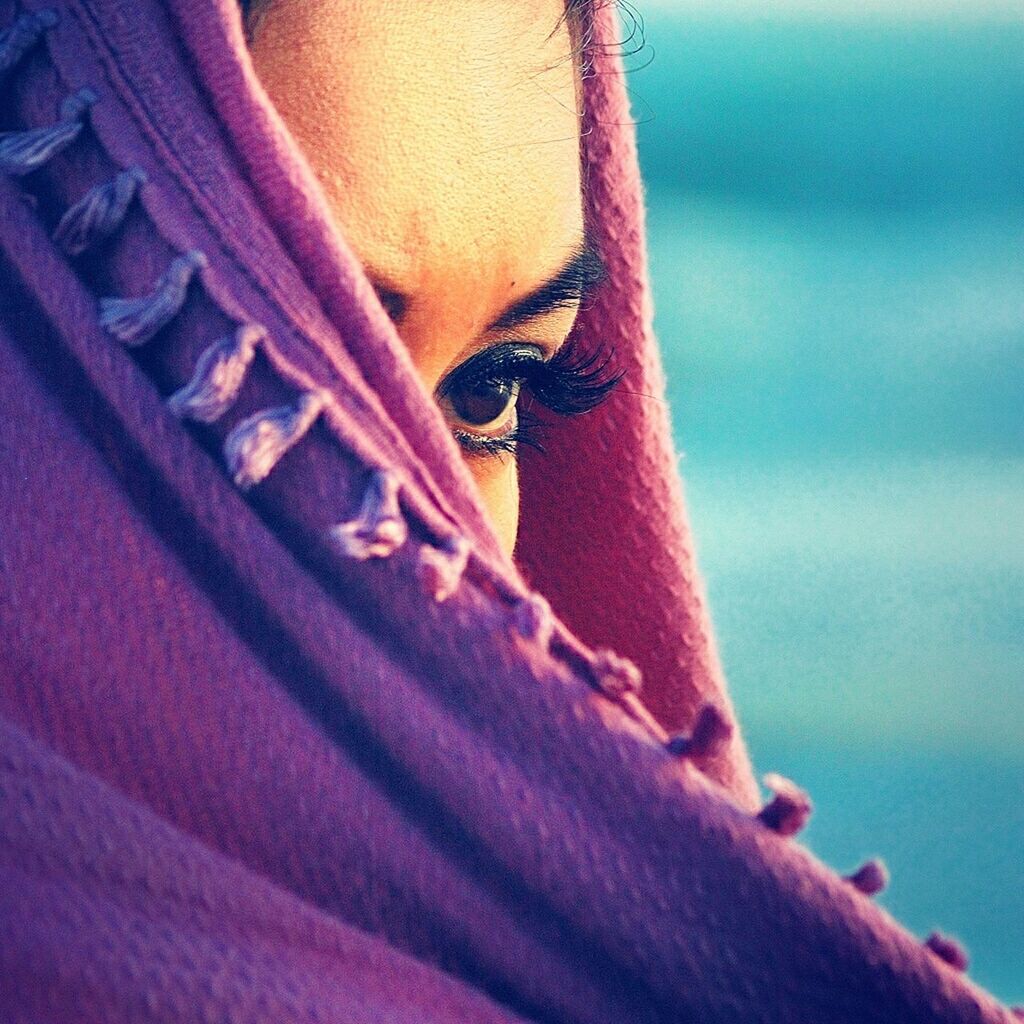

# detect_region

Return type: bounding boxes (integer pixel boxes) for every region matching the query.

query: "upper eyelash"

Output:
[525,337,623,417]
[438,339,622,457]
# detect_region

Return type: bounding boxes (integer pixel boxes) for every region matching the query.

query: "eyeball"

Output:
[446,379,520,431]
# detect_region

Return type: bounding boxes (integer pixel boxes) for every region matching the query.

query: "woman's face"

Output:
[248,0,591,556]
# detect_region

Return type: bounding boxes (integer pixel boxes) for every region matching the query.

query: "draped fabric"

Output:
[0,0,1015,1020]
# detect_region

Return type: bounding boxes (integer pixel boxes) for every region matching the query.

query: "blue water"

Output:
[634,11,1024,1002]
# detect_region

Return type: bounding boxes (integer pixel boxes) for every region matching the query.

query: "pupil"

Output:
[451,380,513,426]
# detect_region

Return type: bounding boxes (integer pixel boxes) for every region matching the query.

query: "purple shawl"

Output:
[0,0,1017,1020]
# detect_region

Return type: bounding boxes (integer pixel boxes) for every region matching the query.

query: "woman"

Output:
[247,0,612,559]
[0,0,1015,1020]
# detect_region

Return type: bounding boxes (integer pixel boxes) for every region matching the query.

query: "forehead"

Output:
[251,0,584,317]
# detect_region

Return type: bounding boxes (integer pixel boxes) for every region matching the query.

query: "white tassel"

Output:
[512,593,554,650]
[0,87,96,176]
[167,324,264,423]
[99,249,207,348]
[329,469,408,560]
[223,389,326,491]
[418,535,470,602]
[845,858,889,896]
[924,931,969,972]
[0,9,58,79]
[665,704,732,760]
[758,773,812,836]
[590,649,642,700]
[54,166,147,256]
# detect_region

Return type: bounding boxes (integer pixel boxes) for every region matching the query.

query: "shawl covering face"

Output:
[0,0,1016,1020]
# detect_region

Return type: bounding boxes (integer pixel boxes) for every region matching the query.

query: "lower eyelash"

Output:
[453,410,545,459]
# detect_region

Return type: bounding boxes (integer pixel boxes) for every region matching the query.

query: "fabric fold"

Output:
[0,0,1016,1020]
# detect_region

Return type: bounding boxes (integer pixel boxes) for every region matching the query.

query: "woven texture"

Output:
[0,0,1015,1020]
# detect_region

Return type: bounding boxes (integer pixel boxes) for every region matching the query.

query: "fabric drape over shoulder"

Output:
[0,0,1016,1020]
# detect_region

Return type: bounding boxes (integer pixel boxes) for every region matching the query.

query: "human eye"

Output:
[435,339,622,459]
[435,343,543,458]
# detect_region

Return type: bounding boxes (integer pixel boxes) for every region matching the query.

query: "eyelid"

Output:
[437,336,622,460]
[436,342,547,399]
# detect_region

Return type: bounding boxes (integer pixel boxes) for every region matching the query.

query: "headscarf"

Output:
[0,0,1016,1020]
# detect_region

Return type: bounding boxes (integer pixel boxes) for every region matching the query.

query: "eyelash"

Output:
[437,339,622,459]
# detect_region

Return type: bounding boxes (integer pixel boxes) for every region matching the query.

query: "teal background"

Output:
[632,5,1023,1001]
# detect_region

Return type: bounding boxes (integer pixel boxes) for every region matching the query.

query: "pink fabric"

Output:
[0,0,1015,1020]
[519,2,756,802]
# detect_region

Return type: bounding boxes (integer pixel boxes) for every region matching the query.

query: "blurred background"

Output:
[630,0,1023,1001]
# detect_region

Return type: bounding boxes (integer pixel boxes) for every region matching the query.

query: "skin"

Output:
[248,0,586,556]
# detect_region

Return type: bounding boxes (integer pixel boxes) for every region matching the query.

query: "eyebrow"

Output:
[489,239,607,333]
[365,236,607,333]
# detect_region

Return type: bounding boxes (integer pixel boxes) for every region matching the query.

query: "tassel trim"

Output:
[844,858,888,896]
[924,931,969,972]
[0,87,96,176]
[0,9,58,78]
[665,704,732,760]
[418,535,470,602]
[329,469,408,560]
[0,24,962,957]
[167,323,264,423]
[223,389,326,491]
[54,166,147,256]
[99,249,206,347]
[0,52,916,929]
[758,773,812,836]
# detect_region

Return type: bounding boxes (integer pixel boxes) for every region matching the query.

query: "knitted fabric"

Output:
[0,0,1015,1020]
